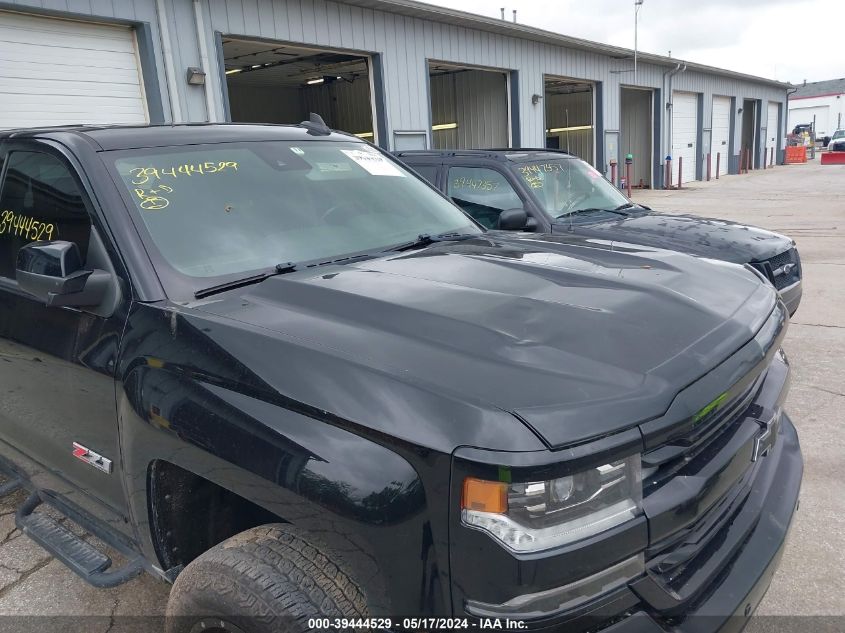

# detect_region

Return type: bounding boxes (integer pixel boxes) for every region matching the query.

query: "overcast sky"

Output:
[430,0,843,84]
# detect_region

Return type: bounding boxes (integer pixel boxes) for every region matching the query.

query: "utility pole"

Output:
[634,0,644,84]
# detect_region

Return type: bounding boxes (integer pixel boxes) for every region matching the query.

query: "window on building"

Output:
[0,152,91,279]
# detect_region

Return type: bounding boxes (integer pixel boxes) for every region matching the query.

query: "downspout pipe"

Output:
[785,86,798,132]
[783,85,798,164]
[193,0,218,122]
[661,62,686,184]
[155,0,182,122]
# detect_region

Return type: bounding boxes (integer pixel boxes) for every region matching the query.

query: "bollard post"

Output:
[665,155,672,190]
[716,152,721,179]
[677,156,683,189]
[625,153,633,198]
[763,151,766,170]
[707,153,711,181]
[610,159,618,188]
[770,147,775,167]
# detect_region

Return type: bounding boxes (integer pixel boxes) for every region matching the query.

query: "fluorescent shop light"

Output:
[547,125,594,133]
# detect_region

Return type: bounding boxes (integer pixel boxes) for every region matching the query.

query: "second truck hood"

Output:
[192,235,776,449]
[559,213,793,264]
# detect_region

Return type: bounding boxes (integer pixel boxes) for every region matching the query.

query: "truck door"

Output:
[0,143,129,523]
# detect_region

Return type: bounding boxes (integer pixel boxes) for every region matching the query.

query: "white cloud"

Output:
[427,0,845,83]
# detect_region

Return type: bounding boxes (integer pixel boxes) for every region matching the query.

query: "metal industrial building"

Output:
[0,0,790,187]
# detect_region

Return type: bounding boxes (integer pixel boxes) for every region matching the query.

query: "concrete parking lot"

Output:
[633,161,845,623]
[0,160,842,629]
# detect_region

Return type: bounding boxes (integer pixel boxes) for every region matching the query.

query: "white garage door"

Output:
[0,11,148,130]
[711,96,731,177]
[789,105,830,137]
[672,91,698,184]
[765,102,779,165]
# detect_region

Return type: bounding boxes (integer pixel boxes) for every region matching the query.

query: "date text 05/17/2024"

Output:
[306,618,529,630]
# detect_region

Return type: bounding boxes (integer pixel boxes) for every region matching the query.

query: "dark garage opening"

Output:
[223,38,376,141]
[741,98,758,169]
[544,77,594,164]
[620,87,653,188]
[428,62,510,149]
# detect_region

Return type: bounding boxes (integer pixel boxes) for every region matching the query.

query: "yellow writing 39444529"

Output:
[0,210,56,241]
[130,161,238,185]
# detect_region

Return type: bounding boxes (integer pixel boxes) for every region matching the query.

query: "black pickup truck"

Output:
[395,149,803,316]
[0,122,801,633]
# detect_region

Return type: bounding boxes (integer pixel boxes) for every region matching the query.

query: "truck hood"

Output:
[557,213,794,264]
[191,235,776,449]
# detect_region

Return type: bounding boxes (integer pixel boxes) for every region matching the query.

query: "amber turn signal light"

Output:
[461,477,508,514]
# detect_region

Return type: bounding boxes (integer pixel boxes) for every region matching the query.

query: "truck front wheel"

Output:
[165,524,370,633]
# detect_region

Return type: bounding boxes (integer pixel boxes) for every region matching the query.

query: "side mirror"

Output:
[497,208,529,231]
[16,241,112,308]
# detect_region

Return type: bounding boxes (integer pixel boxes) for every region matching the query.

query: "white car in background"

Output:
[828,130,845,152]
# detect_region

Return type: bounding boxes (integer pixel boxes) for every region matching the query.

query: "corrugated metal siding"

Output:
[430,69,508,149]
[303,78,374,134]
[0,0,790,177]
[620,88,651,186]
[429,72,457,148]
[228,85,304,123]
[197,0,787,176]
[545,90,593,162]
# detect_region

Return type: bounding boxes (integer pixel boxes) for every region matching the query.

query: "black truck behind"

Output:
[396,149,803,316]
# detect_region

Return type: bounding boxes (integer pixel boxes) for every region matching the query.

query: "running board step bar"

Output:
[0,477,22,497]
[15,492,144,588]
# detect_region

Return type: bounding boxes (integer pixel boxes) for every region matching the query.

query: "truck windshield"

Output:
[109,140,479,295]
[512,158,630,218]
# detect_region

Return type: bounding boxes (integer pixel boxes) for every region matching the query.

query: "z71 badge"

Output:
[72,442,112,474]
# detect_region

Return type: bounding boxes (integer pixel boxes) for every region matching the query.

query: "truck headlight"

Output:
[461,455,641,553]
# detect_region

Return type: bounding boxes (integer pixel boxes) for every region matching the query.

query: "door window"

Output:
[410,164,439,186]
[0,151,91,278]
[446,166,522,229]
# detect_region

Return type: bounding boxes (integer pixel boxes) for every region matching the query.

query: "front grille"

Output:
[646,461,756,589]
[642,372,763,491]
[764,248,801,290]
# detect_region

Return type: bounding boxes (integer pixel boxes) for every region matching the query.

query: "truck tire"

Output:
[165,523,370,633]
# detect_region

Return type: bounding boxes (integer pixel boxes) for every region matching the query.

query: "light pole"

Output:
[634,0,644,84]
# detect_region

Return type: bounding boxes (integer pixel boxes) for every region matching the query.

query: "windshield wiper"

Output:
[556,205,638,219]
[194,262,298,299]
[194,251,386,299]
[386,232,479,252]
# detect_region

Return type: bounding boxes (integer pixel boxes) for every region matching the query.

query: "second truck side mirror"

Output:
[497,208,529,231]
